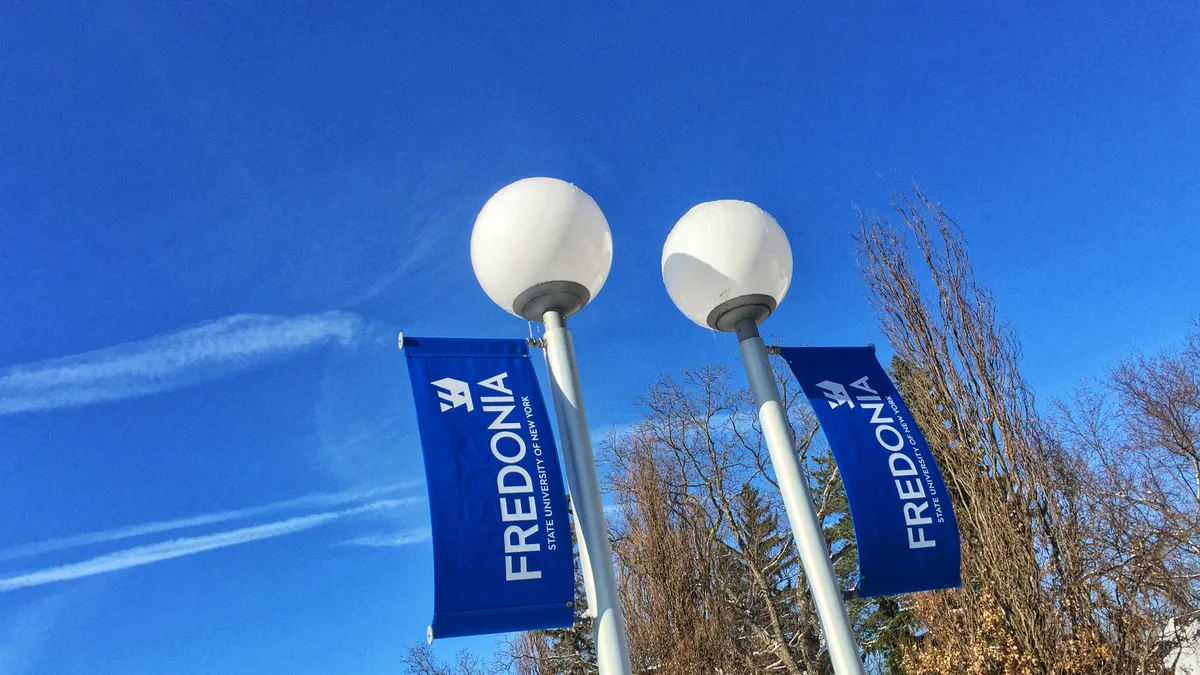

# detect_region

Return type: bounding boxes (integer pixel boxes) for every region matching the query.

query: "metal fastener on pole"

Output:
[542,309,633,675]
[736,319,866,675]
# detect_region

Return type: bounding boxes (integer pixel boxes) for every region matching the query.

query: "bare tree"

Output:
[600,363,901,674]
[1055,321,1200,670]
[400,644,499,675]
[858,188,1088,672]
[856,186,1182,673]
[1110,322,1200,548]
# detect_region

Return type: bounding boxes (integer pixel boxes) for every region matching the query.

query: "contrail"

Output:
[337,529,431,547]
[0,311,363,415]
[0,499,406,592]
[0,483,421,562]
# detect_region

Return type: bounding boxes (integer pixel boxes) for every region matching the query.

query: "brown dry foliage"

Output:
[857,187,1194,674]
[604,364,848,674]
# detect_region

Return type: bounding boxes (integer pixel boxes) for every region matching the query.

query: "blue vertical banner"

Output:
[402,336,574,638]
[779,347,961,597]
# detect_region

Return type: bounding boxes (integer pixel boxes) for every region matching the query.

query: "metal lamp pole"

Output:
[470,177,632,675]
[736,319,866,675]
[542,309,632,674]
[661,200,867,675]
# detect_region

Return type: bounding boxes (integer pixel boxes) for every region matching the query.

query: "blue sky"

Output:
[2,2,1198,673]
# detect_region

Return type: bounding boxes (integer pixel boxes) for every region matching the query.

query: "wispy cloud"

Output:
[0,483,420,563]
[337,529,430,548]
[0,499,406,593]
[0,590,76,675]
[590,421,642,443]
[0,312,363,415]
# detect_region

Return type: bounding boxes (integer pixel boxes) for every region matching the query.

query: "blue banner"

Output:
[779,347,961,597]
[403,336,574,638]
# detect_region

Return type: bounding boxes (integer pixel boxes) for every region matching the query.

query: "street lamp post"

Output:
[471,177,633,675]
[661,200,867,675]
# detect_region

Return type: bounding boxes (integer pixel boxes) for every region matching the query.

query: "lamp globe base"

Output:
[513,280,592,322]
[705,293,777,332]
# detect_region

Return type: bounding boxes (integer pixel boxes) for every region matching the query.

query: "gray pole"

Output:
[735,319,867,675]
[542,310,633,675]
[545,345,598,617]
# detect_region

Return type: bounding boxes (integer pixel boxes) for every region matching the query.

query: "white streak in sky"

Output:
[337,529,431,548]
[0,483,420,562]
[0,499,406,593]
[0,312,363,415]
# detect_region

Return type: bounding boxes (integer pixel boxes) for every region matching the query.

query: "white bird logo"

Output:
[431,377,473,412]
[816,380,854,409]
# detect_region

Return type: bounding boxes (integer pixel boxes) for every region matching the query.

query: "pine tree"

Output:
[721,482,805,671]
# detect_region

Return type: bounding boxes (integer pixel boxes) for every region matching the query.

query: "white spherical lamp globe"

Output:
[661,200,793,331]
[471,177,613,321]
